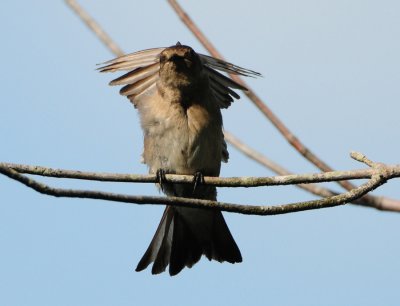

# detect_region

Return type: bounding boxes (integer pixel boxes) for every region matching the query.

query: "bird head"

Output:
[159,44,203,87]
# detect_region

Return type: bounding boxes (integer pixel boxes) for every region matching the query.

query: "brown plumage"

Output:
[99,42,260,276]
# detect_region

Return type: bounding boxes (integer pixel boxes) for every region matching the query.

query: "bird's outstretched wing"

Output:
[98,46,260,109]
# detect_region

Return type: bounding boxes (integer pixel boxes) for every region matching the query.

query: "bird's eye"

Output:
[159,54,167,62]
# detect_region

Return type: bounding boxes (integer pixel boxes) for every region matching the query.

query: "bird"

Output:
[99,42,260,276]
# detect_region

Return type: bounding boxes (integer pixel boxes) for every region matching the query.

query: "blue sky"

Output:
[1,1,399,305]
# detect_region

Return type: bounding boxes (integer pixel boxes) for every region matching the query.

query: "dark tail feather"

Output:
[135,207,173,274]
[169,211,203,275]
[210,211,243,264]
[135,206,242,276]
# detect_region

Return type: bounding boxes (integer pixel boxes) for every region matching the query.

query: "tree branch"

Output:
[65,0,124,57]
[2,158,399,187]
[0,153,399,214]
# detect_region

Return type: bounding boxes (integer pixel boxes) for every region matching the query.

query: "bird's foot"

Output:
[156,169,167,192]
[192,171,205,193]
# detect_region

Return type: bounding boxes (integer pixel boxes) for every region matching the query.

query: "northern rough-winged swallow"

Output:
[99,42,260,275]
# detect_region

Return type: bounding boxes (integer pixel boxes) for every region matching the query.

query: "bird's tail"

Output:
[135,205,242,276]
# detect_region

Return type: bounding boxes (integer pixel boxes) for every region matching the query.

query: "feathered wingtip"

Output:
[97,47,165,73]
[199,52,261,108]
[199,54,262,78]
[97,48,164,103]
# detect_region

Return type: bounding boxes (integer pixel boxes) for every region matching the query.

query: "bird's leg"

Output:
[156,169,167,192]
[192,171,205,193]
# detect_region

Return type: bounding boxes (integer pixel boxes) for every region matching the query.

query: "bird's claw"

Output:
[156,169,167,191]
[192,172,205,193]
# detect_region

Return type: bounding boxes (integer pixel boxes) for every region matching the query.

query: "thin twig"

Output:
[65,0,124,57]
[0,153,392,215]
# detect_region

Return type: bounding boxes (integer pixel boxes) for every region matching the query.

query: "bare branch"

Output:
[0,153,394,215]
[2,160,399,187]
[65,0,124,57]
